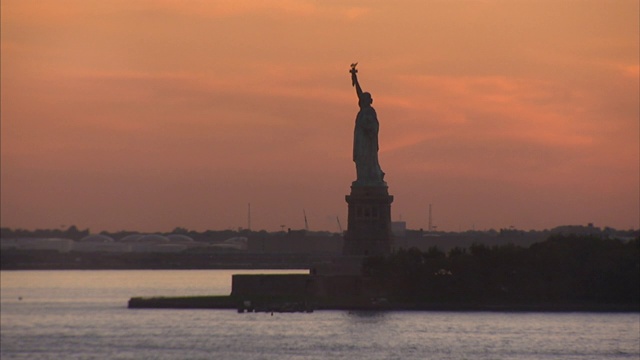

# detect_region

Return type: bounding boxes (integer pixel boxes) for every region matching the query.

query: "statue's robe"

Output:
[353,106,384,185]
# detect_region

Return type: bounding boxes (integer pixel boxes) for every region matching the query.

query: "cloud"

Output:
[2,0,638,231]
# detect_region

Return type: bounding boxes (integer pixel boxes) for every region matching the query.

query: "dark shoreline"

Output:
[127,295,640,313]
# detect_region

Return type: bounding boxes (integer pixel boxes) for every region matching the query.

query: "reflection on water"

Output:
[346,310,388,321]
[1,270,639,360]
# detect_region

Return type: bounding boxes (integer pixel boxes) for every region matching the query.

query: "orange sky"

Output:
[2,0,638,233]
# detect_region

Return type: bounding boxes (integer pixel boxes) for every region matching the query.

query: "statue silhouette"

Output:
[350,64,385,186]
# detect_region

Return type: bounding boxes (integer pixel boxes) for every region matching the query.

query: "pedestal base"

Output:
[343,185,394,256]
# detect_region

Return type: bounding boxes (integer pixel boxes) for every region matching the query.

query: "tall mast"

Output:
[303,209,309,231]
[247,203,251,231]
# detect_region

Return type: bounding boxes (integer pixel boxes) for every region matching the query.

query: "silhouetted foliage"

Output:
[363,235,639,306]
[1,226,90,241]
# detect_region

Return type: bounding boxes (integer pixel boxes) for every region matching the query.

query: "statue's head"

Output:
[360,92,373,107]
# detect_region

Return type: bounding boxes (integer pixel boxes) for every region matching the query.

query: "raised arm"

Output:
[350,63,364,99]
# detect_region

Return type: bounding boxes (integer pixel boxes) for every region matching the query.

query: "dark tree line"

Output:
[1,226,90,241]
[1,226,341,244]
[363,234,639,306]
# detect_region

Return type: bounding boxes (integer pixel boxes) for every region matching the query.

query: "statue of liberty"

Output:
[350,63,385,186]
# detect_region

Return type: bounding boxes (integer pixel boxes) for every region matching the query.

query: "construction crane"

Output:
[303,209,309,231]
[247,203,251,231]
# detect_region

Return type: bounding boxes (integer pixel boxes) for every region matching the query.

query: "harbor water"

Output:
[1,270,638,360]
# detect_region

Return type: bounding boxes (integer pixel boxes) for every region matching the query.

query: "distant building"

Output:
[248,230,342,254]
[211,237,248,251]
[119,234,207,252]
[391,221,406,238]
[74,234,130,252]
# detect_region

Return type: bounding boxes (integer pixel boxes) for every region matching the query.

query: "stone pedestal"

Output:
[343,185,394,256]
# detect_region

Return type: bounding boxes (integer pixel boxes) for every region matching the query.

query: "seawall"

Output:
[128,274,639,312]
